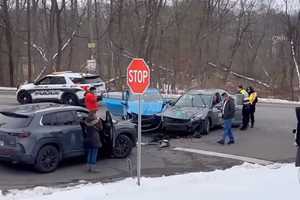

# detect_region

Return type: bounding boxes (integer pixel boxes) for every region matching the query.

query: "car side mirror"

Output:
[293,129,297,134]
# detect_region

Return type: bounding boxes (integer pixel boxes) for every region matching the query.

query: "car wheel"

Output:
[202,118,211,135]
[112,134,133,158]
[62,94,78,105]
[17,91,32,104]
[34,145,60,173]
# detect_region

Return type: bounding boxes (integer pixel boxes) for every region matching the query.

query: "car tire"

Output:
[112,134,133,158]
[17,91,32,104]
[202,118,211,135]
[61,93,78,106]
[34,145,60,173]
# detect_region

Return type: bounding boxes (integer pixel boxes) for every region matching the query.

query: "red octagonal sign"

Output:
[127,58,150,94]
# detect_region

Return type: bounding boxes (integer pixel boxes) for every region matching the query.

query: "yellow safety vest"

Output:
[240,89,250,105]
[249,92,257,105]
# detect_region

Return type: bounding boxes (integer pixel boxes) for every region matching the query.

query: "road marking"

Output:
[173,147,274,165]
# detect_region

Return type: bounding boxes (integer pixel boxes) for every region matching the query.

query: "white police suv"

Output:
[16,72,106,105]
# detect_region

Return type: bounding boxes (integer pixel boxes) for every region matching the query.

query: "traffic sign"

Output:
[127,58,151,186]
[127,58,150,94]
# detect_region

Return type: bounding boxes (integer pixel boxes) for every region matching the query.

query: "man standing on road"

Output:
[238,85,250,130]
[85,86,99,113]
[218,93,235,145]
[247,86,258,128]
[295,107,300,168]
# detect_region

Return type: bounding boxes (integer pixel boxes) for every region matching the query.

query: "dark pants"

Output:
[223,119,234,142]
[249,105,256,126]
[241,104,250,129]
[87,148,98,165]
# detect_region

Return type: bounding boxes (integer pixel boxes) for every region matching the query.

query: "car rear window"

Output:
[70,76,103,84]
[0,112,32,128]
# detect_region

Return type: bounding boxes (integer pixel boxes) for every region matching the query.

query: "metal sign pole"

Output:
[137,94,142,186]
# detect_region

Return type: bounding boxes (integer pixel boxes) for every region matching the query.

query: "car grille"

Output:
[163,117,190,123]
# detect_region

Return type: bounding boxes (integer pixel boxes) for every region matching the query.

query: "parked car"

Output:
[102,88,168,132]
[0,103,136,172]
[16,71,106,106]
[159,89,243,136]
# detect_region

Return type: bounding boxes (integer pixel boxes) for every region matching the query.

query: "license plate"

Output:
[0,140,4,146]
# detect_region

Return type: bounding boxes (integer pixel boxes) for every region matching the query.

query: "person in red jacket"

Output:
[85,87,99,112]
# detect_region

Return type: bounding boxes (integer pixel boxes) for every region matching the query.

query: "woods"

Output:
[0,0,300,99]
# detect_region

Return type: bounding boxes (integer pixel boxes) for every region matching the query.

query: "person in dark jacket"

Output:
[81,112,103,172]
[218,93,235,145]
[247,86,258,128]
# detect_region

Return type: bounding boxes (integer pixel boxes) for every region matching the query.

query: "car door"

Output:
[232,94,243,125]
[211,102,223,126]
[33,76,66,101]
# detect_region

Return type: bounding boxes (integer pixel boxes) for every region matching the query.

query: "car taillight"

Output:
[80,85,89,91]
[10,131,31,138]
[18,132,31,138]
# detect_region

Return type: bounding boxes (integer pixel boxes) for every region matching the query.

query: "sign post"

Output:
[127,58,150,186]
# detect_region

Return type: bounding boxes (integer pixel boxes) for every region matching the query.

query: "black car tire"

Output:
[112,134,133,158]
[17,91,32,104]
[202,118,211,135]
[61,93,78,106]
[34,145,60,173]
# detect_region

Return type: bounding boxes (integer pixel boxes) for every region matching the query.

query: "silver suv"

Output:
[0,103,136,172]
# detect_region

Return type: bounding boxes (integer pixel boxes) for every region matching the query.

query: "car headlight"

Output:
[191,113,205,121]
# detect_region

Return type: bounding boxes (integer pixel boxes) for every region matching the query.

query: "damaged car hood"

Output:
[163,106,208,120]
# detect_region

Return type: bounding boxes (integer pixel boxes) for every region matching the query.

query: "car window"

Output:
[69,77,87,84]
[42,113,58,126]
[50,77,66,84]
[175,94,212,107]
[84,76,103,83]
[37,77,51,85]
[36,76,66,85]
[42,111,76,126]
[0,112,32,128]
[56,111,76,125]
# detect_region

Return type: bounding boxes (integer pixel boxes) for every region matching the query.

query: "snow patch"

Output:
[1,163,299,200]
[0,87,17,91]
[259,98,300,105]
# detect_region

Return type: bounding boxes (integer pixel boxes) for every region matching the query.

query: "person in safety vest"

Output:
[247,86,258,128]
[85,86,99,113]
[238,85,250,130]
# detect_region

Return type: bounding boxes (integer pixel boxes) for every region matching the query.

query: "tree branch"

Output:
[207,62,271,88]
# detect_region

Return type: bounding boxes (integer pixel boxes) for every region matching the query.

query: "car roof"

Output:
[0,103,87,116]
[47,71,99,79]
[187,89,227,95]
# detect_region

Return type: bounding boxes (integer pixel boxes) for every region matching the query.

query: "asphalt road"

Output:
[0,92,298,191]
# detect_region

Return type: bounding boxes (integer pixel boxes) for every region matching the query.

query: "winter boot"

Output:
[217,140,225,145]
[89,165,100,173]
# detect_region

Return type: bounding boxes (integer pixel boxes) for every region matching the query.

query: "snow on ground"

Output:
[259,98,300,105]
[1,163,299,200]
[0,87,17,91]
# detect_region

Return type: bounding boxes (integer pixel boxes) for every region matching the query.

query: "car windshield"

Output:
[175,94,212,107]
[129,90,162,102]
[0,112,32,128]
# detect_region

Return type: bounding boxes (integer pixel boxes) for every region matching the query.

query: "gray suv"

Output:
[0,103,137,172]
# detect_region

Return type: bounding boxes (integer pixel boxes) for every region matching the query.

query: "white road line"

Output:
[173,147,274,165]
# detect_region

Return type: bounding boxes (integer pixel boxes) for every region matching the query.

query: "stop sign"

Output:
[127,58,150,94]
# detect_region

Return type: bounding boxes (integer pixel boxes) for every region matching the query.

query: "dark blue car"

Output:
[102,88,168,132]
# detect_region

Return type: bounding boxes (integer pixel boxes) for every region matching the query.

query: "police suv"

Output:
[16,72,106,105]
